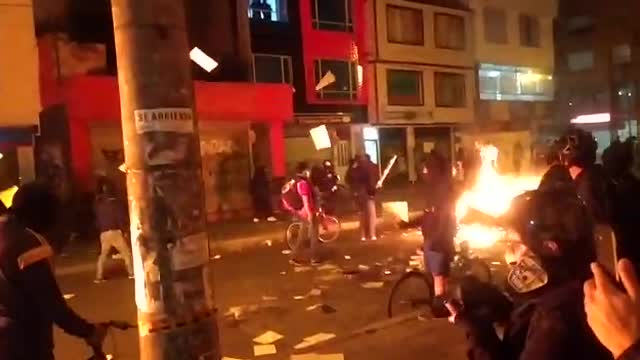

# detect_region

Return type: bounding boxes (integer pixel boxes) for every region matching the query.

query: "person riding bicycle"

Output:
[0,182,107,359]
[447,179,610,360]
[282,162,320,265]
[420,150,456,316]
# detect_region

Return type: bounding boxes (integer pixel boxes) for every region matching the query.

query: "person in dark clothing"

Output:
[557,127,612,224]
[420,151,457,311]
[94,179,133,283]
[447,182,611,360]
[250,166,277,223]
[0,182,106,360]
[349,155,378,241]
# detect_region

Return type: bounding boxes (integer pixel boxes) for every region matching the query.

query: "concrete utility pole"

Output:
[110,1,219,359]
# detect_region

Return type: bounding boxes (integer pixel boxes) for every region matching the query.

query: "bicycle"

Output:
[387,240,492,318]
[285,208,341,250]
[86,321,137,360]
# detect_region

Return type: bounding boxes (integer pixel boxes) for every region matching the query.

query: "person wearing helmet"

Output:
[556,127,612,224]
[0,182,107,359]
[447,180,610,360]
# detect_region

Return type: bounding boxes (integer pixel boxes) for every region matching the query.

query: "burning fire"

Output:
[455,144,541,248]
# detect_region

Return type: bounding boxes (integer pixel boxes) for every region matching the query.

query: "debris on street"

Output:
[291,354,344,360]
[212,254,222,260]
[344,255,351,260]
[306,288,322,297]
[262,295,278,302]
[282,249,292,255]
[361,282,384,289]
[253,330,284,344]
[294,333,337,349]
[306,304,322,311]
[253,344,277,356]
[63,293,76,300]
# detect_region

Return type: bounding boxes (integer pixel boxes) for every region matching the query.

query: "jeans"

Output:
[293,214,319,261]
[356,195,377,239]
[96,229,134,279]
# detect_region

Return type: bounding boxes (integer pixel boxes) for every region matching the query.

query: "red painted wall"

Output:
[299,0,368,105]
[39,38,294,190]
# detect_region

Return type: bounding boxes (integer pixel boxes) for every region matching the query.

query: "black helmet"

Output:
[504,185,595,280]
[557,127,598,168]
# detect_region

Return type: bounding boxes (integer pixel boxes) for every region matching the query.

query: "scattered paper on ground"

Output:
[253,330,284,345]
[222,357,245,360]
[265,240,273,247]
[293,295,305,300]
[361,282,384,289]
[384,270,392,275]
[291,354,344,360]
[262,295,278,302]
[282,249,292,255]
[306,304,322,311]
[294,333,337,349]
[307,288,322,297]
[63,293,75,300]
[295,266,312,273]
[317,264,338,272]
[212,254,222,260]
[358,264,370,271]
[344,255,351,260]
[254,344,277,356]
[280,271,287,275]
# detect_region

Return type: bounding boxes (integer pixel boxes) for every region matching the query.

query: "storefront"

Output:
[57,75,293,220]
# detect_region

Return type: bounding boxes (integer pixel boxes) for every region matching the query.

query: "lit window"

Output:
[248,0,287,22]
[478,64,554,101]
[253,54,292,84]
[386,5,424,45]
[387,69,423,106]
[435,72,466,108]
[314,60,358,100]
[568,51,594,71]
[312,0,353,32]
[435,13,466,50]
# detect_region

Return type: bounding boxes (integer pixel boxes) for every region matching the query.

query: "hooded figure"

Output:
[450,182,610,360]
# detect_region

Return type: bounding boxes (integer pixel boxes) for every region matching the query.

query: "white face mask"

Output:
[507,255,549,293]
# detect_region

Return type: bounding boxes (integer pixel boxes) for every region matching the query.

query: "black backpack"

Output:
[281,178,304,211]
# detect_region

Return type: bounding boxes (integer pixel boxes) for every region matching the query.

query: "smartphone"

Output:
[594,224,619,282]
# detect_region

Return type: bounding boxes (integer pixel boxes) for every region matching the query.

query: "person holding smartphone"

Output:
[447,181,611,360]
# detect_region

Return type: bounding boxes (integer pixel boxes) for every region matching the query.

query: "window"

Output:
[314,60,358,100]
[612,44,631,65]
[312,0,352,32]
[483,7,507,44]
[387,69,423,106]
[519,14,540,47]
[253,54,292,84]
[478,64,554,101]
[248,0,287,22]
[435,13,465,50]
[568,51,594,71]
[435,72,466,108]
[386,5,424,45]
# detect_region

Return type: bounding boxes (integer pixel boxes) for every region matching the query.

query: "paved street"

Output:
[53,225,470,360]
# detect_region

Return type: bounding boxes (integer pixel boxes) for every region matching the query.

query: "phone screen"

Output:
[594,224,618,281]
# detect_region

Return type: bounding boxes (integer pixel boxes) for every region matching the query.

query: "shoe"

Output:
[289,258,305,266]
[94,278,105,284]
[267,216,277,222]
[430,296,450,319]
[253,218,260,223]
[371,236,378,241]
[360,237,367,242]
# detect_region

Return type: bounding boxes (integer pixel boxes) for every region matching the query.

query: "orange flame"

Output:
[455,144,541,248]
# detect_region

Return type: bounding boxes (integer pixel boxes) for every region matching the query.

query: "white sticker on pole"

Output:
[134,108,194,134]
[310,125,332,150]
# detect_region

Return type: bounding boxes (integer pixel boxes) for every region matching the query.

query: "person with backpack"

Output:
[282,162,320,265]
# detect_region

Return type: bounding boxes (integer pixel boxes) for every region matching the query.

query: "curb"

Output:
[55,211,423,277]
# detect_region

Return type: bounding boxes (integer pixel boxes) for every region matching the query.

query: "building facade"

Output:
[555,0,639,159]
[468,0,557,172]
[248,0,369,178]
[365,0,475,182]
[0,0,40,190]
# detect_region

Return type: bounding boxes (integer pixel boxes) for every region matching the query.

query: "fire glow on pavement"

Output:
[455,144,541,248]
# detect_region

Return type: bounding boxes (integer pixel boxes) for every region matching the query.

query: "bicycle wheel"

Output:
[285,222,303,250]
[462,257,492,284]
[318,216,340,243]
[387,271,433,318]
